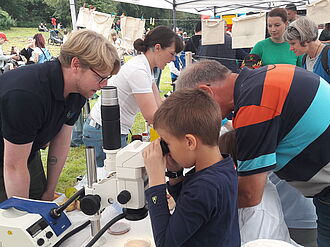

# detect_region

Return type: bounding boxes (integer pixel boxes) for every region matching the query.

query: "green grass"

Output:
[2,27,173,193]
[1,27,62,57]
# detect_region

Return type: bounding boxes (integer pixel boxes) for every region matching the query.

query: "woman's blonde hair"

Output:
[58,29,120,75]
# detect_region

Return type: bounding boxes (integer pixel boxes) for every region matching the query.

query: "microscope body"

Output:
[81,86,150,221]
[82,141,150,217]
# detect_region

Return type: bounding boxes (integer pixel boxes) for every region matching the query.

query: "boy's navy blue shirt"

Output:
[146,155,240,247]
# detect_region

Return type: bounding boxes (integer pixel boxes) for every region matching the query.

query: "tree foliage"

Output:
[0,0,53,27]
[0,0,199,33]
[0,8,16,30]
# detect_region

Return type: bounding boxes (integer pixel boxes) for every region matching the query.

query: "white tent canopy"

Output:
[113,0,318,29]
[113,0,315,15]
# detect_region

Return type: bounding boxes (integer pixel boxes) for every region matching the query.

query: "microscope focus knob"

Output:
[80,195,101,215]
[117,190,131,204]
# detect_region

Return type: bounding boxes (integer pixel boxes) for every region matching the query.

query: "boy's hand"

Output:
[143,139,166,187]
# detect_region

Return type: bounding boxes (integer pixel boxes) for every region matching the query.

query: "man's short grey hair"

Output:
[283,16,318,45]
[176,60,231,90]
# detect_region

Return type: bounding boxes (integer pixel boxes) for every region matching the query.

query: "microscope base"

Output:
[125,207,148,221]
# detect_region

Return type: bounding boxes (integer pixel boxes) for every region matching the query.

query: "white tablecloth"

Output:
[59,167,154,247]
[61,205,154,247]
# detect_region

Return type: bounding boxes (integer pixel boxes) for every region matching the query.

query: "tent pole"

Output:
[173,0,177,31]
[69,0,77,30]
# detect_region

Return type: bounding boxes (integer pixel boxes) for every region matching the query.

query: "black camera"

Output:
[160,139,169,156]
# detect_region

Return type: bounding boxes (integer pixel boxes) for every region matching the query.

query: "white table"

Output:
[61,205,155,247]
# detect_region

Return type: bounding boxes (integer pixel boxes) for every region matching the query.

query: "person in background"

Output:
[51,17,57,29]
[70,112,84,148]
[153,67,162,89]
[184,21,202,56]
[83,26,183,167]
[169,51,185,87]
[110,29,125,65]
[31,33,52,64]
[0,33,17,74]
[198,20,247,73]
[269,173,317,247]
[319,23,330,44]
[143,88,240,246]
[285,3,299,23]
[20,37,35,65]
[251,8,302,66]
[62,29,69,44]
[182,31,189,43]
[176,27,183,39]
[2,46,23,72]
[38,23,48,32]
[0,30,120,203]
[284,16,330,83]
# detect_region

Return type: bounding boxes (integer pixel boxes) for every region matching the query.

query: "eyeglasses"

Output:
[287,26,298,33]
[90,68,112,84]
[167,50,177,57]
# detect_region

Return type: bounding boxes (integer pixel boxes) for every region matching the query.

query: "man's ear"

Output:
[198,84,214,97]
[70,57,80,71]
[185,134,197,151]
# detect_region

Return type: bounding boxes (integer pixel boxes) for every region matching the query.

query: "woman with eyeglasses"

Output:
[250,8,302,66]
[82,26,183,167]
[284,17,330,83]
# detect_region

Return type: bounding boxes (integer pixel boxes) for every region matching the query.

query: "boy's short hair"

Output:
[153,88,222,146]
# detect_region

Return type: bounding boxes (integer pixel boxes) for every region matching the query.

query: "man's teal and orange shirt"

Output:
[233,64,330,197]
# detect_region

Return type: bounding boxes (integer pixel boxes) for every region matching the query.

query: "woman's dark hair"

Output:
[133,26,183,53]
[268,8,288,23]
[33,33,46,48]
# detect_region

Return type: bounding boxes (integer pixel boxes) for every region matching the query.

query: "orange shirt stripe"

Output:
[233,105,277,129]
[261,64,295,114]
[233,64,295,129]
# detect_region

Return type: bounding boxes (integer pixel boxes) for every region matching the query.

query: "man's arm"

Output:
[238,172,267,208]
[41,124,73,201]
[3,139,33,198]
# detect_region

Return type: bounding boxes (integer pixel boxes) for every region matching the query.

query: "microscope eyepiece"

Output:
[160,139,169,156]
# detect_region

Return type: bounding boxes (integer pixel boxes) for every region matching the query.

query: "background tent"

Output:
[112,0,317,29]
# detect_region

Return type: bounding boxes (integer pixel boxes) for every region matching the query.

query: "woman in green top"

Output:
[251,8,302,66]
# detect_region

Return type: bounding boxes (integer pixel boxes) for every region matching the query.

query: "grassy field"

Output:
[2,27,173,193]
[1,27,63,57]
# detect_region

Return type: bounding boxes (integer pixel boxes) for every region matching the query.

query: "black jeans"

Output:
[0,151,47,202]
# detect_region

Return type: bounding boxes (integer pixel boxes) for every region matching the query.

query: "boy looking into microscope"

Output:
[143,88,240,247]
